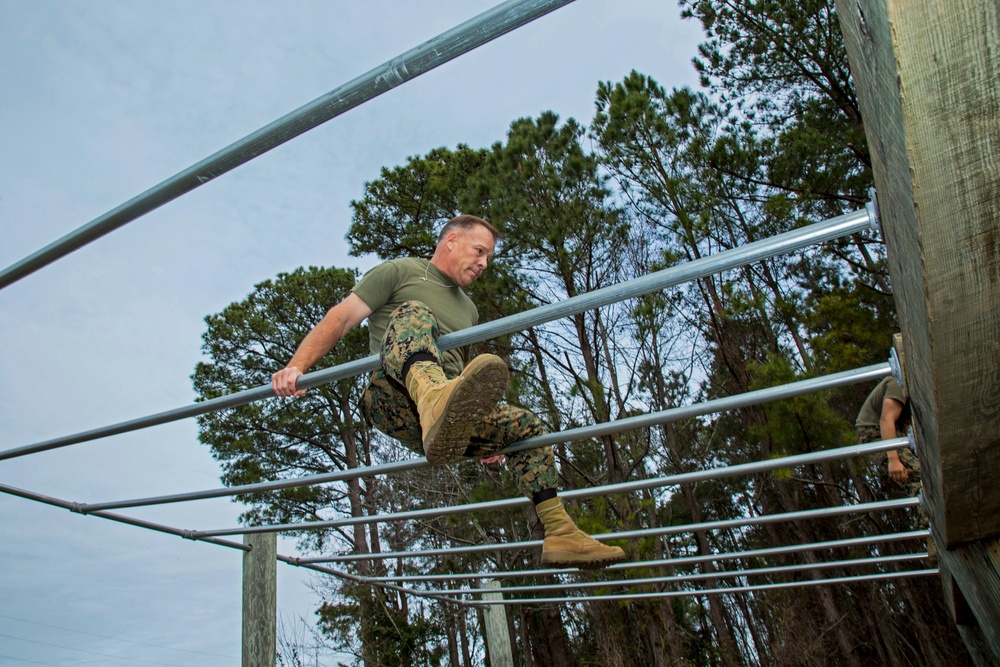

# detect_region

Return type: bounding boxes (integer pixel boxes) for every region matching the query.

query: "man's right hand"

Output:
[888,458,909,483]
[272,366,306,397]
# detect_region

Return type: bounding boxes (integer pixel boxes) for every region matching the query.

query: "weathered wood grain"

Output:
[242,532,277,667]
[835,0,1000,547]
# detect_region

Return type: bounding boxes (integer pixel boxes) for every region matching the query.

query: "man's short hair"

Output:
[437,215,500,244]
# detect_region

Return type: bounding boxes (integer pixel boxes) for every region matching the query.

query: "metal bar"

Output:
[417,554,929,596]
[459,570,939,606]
[609,497,920,542]
[361,530,929,581]
[277,554,468,607]
[503,362,888,455]
[0,481,249,552]
[81,458,427,512]
[0,0,576,290]
[193,439,910,537]
[3,477,467,605]
[0,207,870,461]
[315,501,919,567]
[79,362,888,512]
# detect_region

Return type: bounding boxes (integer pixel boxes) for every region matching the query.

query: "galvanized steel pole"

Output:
[459,570,939,606]
[193,439,910,538]
[0,0,575,289]
[0,212,871,461]
[78,362,887,512]
[310,499,919,567]
[417,554,929,596]
[0,480,249,551]
[356,530,929,581]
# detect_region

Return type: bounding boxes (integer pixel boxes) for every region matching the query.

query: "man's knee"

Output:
[386,301,435,329]
[508,407,548,441]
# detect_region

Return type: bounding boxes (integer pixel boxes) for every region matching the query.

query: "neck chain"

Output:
[420,260,457,288]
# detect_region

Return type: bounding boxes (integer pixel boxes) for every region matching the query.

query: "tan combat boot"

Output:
[536,497,626,569]
[405,354,509,464]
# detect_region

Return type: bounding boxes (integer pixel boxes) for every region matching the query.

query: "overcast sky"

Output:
[0,1,702,664]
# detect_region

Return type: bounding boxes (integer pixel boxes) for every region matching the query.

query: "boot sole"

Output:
[541,549,627,570]
[423,355,509,465]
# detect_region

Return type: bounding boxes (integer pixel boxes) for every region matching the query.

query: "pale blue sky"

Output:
[0,1,702,664]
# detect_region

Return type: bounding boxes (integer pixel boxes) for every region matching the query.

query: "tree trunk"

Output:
[679,484,743,667]
[774,480,862,667]
[459,607,474,667]
[446,604,461,667]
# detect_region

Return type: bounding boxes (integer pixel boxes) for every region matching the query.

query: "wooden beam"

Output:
[837,1,1000,661]
[939,541,1000,666]
[481,580,514,667]
[242,532,277,667]
[834,0,1000,548]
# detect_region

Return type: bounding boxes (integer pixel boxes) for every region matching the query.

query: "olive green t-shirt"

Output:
[352,257,478,376]
[856,376,909,428]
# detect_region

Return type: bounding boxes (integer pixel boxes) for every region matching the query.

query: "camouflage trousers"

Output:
[856,425,923,498]
[360,301,558,499]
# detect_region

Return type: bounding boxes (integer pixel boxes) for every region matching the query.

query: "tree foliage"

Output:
[193,266,370,544]
[194,1,970,664]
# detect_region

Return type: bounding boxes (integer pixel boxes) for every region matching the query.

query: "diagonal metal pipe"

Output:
[276,553,465,607]
[411,553,930,596]
[0,0,575,290]
[0,481,248,551]
[459,570,939,606]
[305,499,920,567]
[193,438,910,538]
[358,530,929,581]
[0,206,872,462]
[78,362,888,512]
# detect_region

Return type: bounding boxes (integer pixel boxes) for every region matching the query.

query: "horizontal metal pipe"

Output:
[0,207,870,461]
[504,362,888,454]
[80,362,887,512]
[194,439,910,537]
[414,554,929,596]
[0,0,575,290]
[402,207,872,365]
[0,469,926,607]
[0,481,249,551]
[362,530,929,582]
[81,458,428,512]
[460,569,938,606]
[276,553,463,607]
[610,497,920,543]
[321,499,919,567]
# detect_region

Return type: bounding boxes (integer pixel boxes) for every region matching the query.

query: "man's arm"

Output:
[879,397,908,483]
[271,292,372,397]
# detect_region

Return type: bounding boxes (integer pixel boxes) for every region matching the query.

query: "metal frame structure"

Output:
[0,0,932,642]
[0,0,576,290]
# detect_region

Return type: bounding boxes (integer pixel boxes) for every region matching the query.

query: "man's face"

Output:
[445,224,495,287]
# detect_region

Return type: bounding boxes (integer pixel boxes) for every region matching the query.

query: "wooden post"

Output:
[242,532,277,667]
[481,580,514,667]
[835,0,1000,662]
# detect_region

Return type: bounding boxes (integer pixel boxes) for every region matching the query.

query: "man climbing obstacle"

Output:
[855,373,934,562]
[271,214,625,568]
[855,375,919,493]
